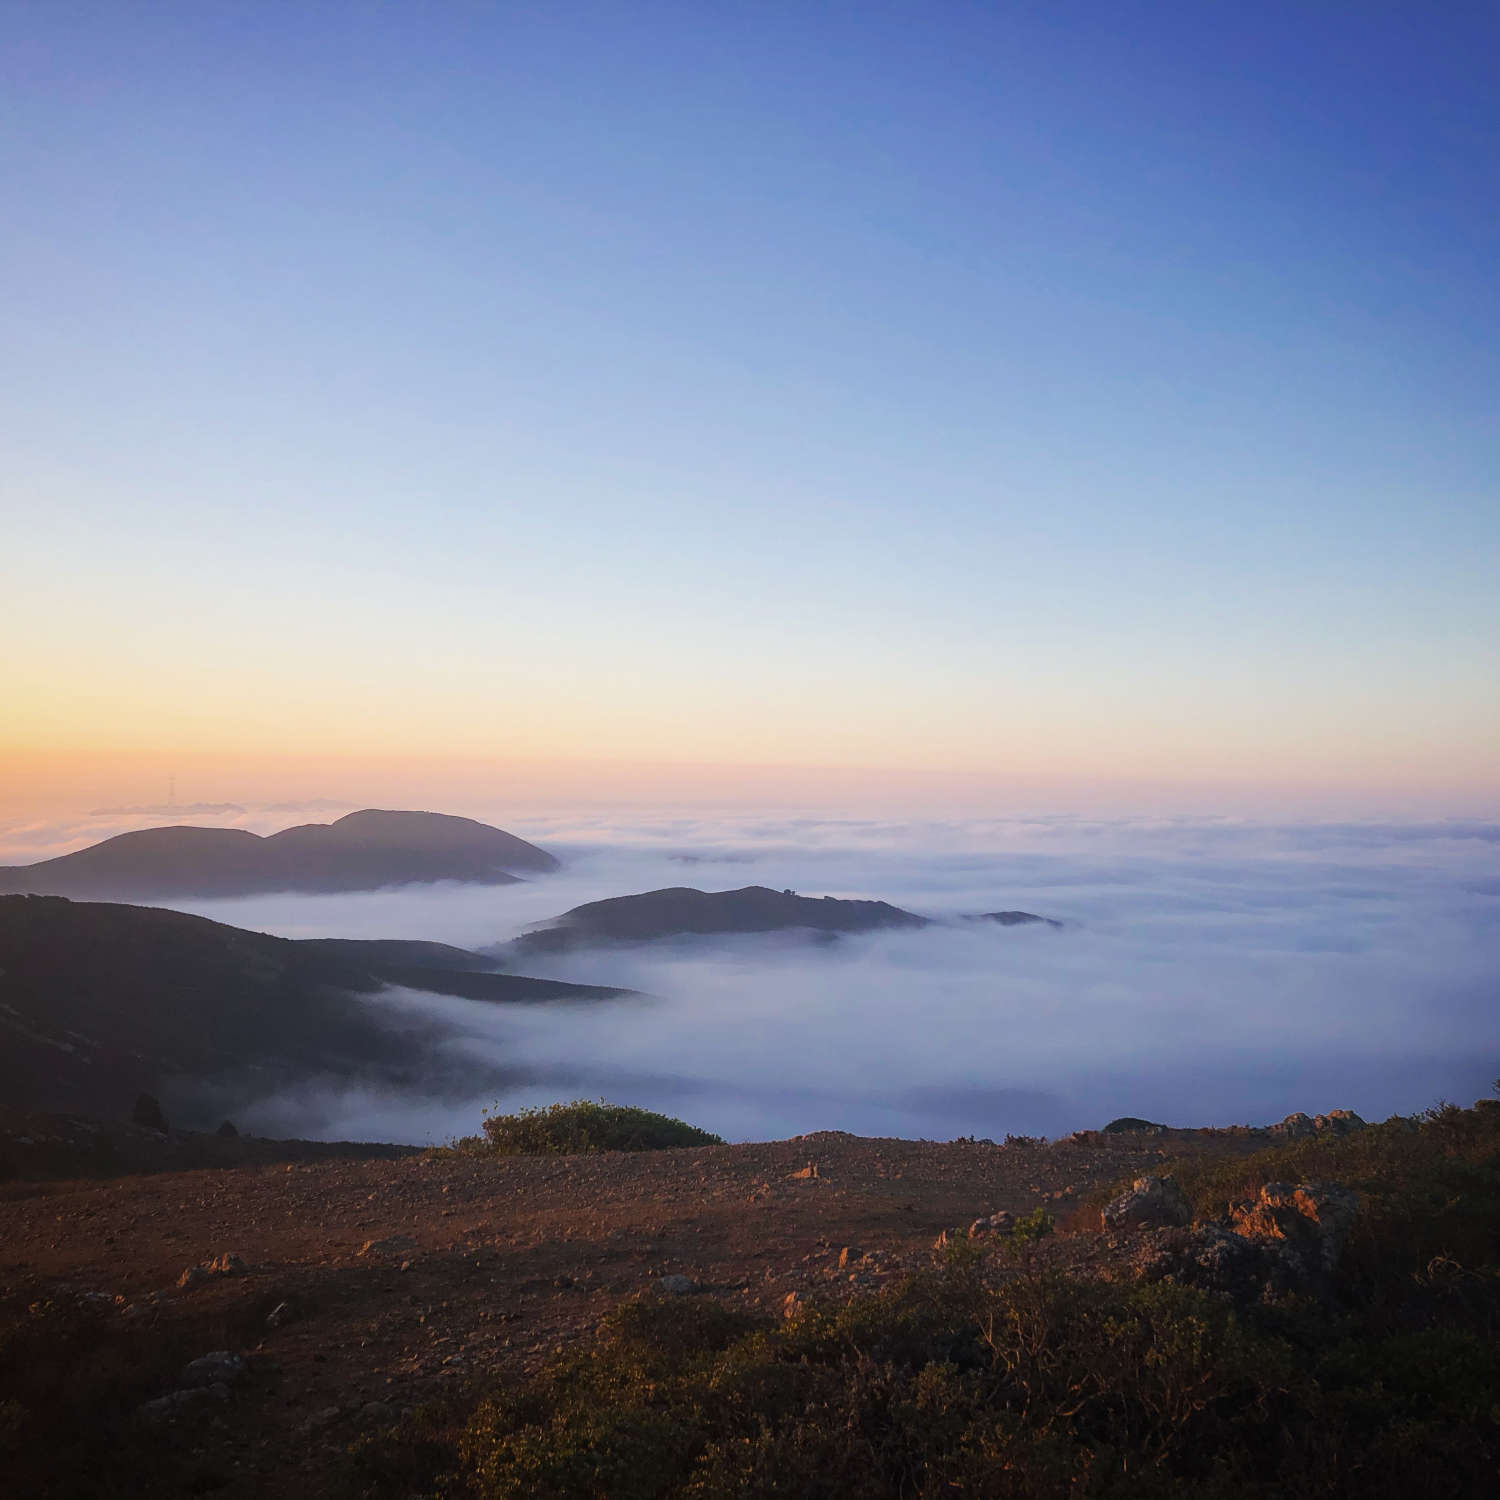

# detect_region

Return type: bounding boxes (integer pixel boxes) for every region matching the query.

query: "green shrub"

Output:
[1007,1206,1056,1244]
[458,1099,723,1156]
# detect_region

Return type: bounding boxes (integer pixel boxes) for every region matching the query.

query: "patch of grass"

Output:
[450,1099,723,1157]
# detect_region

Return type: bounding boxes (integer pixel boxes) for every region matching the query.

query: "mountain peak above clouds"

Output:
[0,809,559,899]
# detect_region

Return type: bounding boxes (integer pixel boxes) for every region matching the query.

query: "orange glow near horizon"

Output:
[0,742,1492,827]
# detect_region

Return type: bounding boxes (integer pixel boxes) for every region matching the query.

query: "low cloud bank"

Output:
[5,810,1497,1144]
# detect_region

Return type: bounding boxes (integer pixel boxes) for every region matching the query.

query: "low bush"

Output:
[454,1099,723,1157]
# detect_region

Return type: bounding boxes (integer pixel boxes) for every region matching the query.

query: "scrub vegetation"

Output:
[352,1093,1500,1499]
[454,1099,725,1157]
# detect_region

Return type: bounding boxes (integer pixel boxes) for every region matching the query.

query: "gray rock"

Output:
[656,1274,696,1295]
[359,1235,418,1258]
[1101,1175,1193,1232]
[782,1291,807,1319]
[138,1383,231,1423]
[176,1265,210,1291]
[968,1211,1013,1238]
[181,1351,247,1388]
[1133,1224,1274,1299]
[1268,1111,1316,1139]
[1228,1181,1360,1273]
[1312,1109,1366,1136]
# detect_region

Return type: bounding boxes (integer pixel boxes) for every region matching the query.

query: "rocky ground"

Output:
[0,1122,1277,1497]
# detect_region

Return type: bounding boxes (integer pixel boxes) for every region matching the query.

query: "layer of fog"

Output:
[5,810,1497,1144]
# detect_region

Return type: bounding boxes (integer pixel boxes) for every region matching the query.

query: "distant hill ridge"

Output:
[512,884,931,953]
[0,808,559,899]
[510,885,1065,954]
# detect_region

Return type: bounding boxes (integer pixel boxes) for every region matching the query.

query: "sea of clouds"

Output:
[5,806,1498,1144]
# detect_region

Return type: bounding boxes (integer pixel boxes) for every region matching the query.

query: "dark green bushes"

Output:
[456,1099,723,1156]
[0,1288,274,1498]
[445,1272,1403,1499]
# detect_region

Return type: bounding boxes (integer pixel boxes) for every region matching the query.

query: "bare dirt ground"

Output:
[0,1125,1265,1497]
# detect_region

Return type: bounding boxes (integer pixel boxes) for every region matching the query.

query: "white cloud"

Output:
[35,816,1476,1140]
[6,808,1497,1143]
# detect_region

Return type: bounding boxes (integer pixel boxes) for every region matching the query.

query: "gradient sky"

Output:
[4,3,1497,811]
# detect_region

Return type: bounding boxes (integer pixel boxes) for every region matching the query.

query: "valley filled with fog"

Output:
[7,808,1498,1145]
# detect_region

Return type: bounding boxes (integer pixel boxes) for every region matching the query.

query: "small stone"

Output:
[207,1253,247,1275]
[265,1301,297,1330]
[656,1274,696,1295]
[837,1246,855,1269]
[177,1265,210,1290]
[782,1291,806,1319]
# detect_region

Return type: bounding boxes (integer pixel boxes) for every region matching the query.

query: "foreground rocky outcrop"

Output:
[1108,1174,1363,1302]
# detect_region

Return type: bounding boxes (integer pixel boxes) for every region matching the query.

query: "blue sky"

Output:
[3,2,1497,806]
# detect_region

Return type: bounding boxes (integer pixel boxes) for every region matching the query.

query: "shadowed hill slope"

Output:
[0,808,558,899]
[0,895,625,1124]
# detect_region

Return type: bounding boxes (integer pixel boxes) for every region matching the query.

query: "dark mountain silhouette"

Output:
[0,809,559,899]
[971,911,1063,929]
[296,937,502,972]
[0,895,624,1124]
[512,885,930,954]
